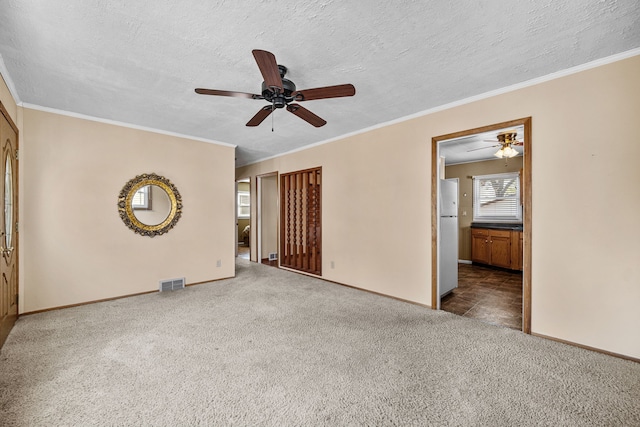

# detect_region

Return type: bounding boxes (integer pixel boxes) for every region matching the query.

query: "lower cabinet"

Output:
[510,230,523,271]
[471,227,523,271]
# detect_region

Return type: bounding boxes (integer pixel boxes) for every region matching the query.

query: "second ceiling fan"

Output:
[195,49,355,128]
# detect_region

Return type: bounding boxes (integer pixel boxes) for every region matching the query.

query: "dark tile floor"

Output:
[441,263,523,330]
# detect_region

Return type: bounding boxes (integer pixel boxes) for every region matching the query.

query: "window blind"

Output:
[237,191,250,218]
[473,172,522,221]
[132,185,150,209]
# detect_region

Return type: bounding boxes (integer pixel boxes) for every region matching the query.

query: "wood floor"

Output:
[238,245,249,259]
[237,245,277,267]
[441,263,523,330]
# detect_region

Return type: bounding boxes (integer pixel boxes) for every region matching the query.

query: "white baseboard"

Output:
[458,259,472,264]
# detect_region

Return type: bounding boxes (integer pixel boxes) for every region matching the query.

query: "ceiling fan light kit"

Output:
[494,145,519,158]
[195,49,355,128]
[494,130,521,158]
[466,129,523,160]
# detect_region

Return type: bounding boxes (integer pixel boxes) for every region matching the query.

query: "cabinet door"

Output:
[471,230,490,264]
[510,231,523,271]
[518,232,523,271]
[489,231,511,268]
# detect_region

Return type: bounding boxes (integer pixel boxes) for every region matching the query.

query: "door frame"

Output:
[235,178,251,258]
[431,117,532,333]
[235,180,238,258]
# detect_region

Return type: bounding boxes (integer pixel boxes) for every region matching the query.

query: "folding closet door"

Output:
[280,167,321,275]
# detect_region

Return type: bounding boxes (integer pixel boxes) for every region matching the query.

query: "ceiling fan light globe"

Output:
[494,149,504,158]
[504,146,518,158]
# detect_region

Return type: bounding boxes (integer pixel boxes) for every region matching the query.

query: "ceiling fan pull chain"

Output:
[271,101,275,132]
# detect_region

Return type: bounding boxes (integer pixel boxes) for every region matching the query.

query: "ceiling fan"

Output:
[467,130,523,158]
[195,49,356,128]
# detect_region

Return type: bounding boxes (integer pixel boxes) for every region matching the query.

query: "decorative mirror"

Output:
[118,173,182,237]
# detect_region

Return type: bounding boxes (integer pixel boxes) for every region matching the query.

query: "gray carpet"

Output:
[1,259,638,426]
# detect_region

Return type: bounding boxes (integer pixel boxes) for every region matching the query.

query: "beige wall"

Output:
[22,108,235,312]
[446,157,523,260]
[260,175,278,260]
[0,74,18,125]
[237,55,640,359]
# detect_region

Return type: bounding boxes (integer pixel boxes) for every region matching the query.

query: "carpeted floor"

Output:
[0,258,638,426]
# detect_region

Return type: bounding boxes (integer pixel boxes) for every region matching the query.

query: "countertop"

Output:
[471,222,523,231]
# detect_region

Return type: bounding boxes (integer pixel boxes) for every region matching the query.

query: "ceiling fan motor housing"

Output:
[261,77,296,108]
[497,131,518,144]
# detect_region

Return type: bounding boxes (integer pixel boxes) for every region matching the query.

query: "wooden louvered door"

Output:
[280,167,321,275]
[0,102,18,350]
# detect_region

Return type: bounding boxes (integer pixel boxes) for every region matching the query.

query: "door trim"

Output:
[431,117,532,333]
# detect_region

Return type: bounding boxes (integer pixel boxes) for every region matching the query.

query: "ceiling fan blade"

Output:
[293,84,356,101]
[246,106,274,127]
[195,88,263,99]
[483,138,524,146]
[252,49,283,92]
[286,104,327,127]
[467,144,500,152]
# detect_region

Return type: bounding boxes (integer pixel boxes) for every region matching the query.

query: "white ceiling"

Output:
[1,1,639,166]
[439,126,525,165]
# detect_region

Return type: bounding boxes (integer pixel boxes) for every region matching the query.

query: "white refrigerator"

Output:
[439,179,459,297]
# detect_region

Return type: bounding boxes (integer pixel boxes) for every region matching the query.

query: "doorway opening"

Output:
[236,178,251,260]
[257,172,279,267]
[432,118,532,333]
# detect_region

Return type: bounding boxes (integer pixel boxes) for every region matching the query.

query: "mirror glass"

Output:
[4,154,13,249]
[131,184,172,226]
[118,173,182,237]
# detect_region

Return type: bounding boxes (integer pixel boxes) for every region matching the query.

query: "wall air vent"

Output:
[159,277,185,292]
[268,253,278,261]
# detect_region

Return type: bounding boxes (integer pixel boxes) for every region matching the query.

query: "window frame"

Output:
[472,172,522,223]
[131,185,152,210]
[237,191,250,219]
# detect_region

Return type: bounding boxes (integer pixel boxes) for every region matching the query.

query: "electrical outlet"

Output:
[216,259,221,267]
[331,261,335,269]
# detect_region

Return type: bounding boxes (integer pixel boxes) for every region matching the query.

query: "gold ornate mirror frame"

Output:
[117,173,182,237]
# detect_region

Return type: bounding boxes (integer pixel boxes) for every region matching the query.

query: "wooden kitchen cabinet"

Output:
[488,229,512,268]
[471,228,490,264]
[471,227,522,270]
[510,230,523,271]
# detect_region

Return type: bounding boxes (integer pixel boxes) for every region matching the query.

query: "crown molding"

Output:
[239,47,640,167]
[21,103,236,148]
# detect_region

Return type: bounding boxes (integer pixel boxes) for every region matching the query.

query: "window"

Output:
[473,172,521,222]
[238,191,250,218]
[132,185,151,210]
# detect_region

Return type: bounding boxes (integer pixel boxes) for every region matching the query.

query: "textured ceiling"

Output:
[1,1,639,166]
